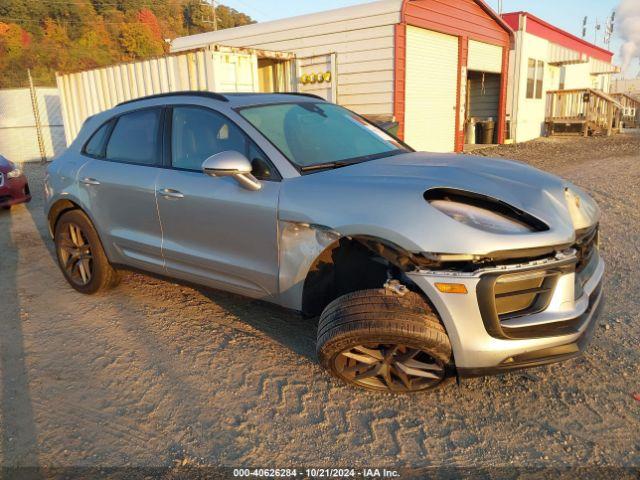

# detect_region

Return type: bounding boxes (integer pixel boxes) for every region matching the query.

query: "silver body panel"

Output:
[408,252,604,369]
[45,93,604,372]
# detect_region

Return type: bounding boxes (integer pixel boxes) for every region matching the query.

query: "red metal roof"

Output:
[403,0,513,46]
[502,11,613,63]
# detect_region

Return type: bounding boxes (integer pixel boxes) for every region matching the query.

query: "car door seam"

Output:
[154,171,167,271]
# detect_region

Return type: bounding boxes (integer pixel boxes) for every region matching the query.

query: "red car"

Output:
[0,155,31,210]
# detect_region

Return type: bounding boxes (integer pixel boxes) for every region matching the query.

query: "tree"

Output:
[119,22,166,59]
[0,1,254,86]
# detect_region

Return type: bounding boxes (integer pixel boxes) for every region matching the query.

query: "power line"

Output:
[0,15,149,24]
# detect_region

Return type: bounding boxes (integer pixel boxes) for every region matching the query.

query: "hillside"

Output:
[0,0,254,88]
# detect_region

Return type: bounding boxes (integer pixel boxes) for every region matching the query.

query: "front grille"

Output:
[477,226,601,340]
[494,270,559,320]
[476,258,576,340]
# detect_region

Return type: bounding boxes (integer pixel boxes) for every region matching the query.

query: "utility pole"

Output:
[604,11,615,50]
[200,0,218,31]
[498,0,503,15]
[594,17,601,45]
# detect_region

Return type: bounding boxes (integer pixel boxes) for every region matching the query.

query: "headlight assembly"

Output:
[430,200,534,234]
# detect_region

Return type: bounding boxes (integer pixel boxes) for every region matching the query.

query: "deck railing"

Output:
[545,89,621,136]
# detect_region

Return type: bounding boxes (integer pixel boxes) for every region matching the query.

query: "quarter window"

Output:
[526,58,545,99]
[105,109,161,165]
[84,121,112,158]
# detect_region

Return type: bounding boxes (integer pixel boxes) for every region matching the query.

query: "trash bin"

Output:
[482,119,496,144]
[476,119,496,144]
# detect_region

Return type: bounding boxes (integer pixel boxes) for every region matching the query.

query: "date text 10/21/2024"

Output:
[232,468,401,478]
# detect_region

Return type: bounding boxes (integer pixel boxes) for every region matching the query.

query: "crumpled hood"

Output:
[279,152,600,255]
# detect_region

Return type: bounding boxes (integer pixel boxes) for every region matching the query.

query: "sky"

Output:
[219,0,639,78]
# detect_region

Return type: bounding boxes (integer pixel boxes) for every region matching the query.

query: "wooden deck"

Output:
[611,92,640,129]
[545,89,622,137]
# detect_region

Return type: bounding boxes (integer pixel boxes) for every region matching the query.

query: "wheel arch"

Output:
[299,233,433,317]
[48,198,84,238]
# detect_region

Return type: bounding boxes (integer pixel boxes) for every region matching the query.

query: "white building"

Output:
[171,0,513,153]
[502,12,619,143]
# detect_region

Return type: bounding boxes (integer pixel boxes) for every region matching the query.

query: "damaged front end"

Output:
[407,224,604,375]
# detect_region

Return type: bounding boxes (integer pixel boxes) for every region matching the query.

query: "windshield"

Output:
[238,102,410,170]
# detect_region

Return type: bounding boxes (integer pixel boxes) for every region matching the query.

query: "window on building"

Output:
[535,60,544,99]
[526,59,545,99]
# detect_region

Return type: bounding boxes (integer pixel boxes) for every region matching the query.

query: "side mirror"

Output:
[202,151,261,191]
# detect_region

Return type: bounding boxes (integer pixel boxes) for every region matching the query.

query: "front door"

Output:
[156,105,281,300]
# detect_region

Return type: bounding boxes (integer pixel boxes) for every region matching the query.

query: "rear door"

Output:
[77,107,165,272]
[404,26,459,152]
[156,105,281,300]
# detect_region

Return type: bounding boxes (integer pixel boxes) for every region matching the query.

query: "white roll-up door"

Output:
[468,40,503,73]
[405,26,459,152]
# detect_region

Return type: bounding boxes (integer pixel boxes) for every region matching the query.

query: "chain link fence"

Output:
[0,87,66,163]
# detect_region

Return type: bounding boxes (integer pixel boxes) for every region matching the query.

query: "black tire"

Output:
[2,205,11,210]
[54,209,120,294]
[317,289,453,393]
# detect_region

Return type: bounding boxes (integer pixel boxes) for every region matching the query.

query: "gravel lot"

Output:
[1,133,639,476]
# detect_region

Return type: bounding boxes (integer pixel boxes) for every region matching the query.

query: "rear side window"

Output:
[106,109,161,165]
[84,121,112,158]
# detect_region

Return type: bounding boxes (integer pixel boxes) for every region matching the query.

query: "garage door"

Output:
[467,40,503,73]
[405,26,459,152]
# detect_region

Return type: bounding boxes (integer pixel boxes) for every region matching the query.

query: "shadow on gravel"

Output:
[116,267,319,363]
[198,289,318,361]
[0,208,42,477]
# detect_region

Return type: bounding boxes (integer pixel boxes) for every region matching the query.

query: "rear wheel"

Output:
[317,289,452,393]
[54,210,119,294]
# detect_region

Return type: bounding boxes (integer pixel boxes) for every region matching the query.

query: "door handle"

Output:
[81,177,101,186]
[159,188,185,199]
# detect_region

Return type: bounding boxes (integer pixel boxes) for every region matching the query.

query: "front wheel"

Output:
[54,209,120,294]
[317,289,453,393]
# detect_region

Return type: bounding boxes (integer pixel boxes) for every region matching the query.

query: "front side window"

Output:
[106,109,161,165]
[238,103,408,171]
[170,106,277,180]
[171,107,248,171]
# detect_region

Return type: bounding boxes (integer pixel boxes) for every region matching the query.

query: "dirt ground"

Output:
[1,133,639,477]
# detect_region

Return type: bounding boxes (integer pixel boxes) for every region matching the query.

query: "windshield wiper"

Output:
[299,160,358,172]
[299,150,406,172]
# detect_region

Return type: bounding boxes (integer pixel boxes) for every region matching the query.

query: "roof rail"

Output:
[276,92,327,101]
[117,91,229,107]
[224,92,328,101]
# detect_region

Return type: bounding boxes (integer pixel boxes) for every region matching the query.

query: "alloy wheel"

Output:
[334,344,445,393]
[58,222,93,286]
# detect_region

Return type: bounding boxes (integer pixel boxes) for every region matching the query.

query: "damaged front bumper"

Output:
[407,248,605,377]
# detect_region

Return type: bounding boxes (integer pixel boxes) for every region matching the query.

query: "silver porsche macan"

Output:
[45,92,604,394]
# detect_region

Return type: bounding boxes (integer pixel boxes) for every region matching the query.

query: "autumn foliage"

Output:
[0,0,254,88]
